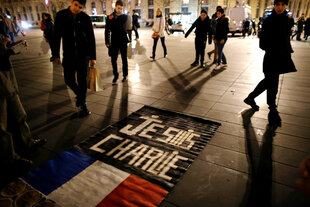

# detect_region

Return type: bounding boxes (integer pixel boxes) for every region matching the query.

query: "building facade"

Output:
[0,0,309,26]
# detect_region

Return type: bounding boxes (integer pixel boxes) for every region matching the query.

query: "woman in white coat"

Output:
[150,8,167,60]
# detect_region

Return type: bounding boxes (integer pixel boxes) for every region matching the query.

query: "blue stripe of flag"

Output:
[23,149,96,195]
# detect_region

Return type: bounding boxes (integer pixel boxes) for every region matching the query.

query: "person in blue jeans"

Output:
[214,8,229,70]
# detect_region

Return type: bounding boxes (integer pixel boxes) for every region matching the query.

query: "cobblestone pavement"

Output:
[9,28,310,206]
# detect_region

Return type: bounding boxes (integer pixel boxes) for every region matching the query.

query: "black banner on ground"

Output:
[77,106,221,190]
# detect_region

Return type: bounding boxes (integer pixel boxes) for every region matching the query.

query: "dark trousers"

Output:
[216,40,227,65]
[152,37,167,58]
[127,30,132,42]
[194,37,206,64]
[111,44,128,78]
[62,56,89,106]
[133,26,139,39]
[248,73,279,109]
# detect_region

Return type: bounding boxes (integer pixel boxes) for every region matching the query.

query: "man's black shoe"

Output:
[122,76,127,82]
[190,61,199,67]
[150,56,155,60]
[268,109,281,126]
[200,63,206,68]
[244,97,259,111]
[79,105,91,117]
[50,57,55,62]
[112,76,118,84]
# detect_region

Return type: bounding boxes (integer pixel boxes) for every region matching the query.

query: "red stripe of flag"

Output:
[97,175,168,207]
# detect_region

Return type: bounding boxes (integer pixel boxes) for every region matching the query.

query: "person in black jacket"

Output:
[207,6,222,64]
[42,13,55,62]
[242,18,250,38]
[185,9,212,68]
[53,0,96,117]
[105,0,128,83]
[0,14,9,38]
[214,8,229,70]
[244,0,296,126]
[132,10,140,40]
[296,14,305,41]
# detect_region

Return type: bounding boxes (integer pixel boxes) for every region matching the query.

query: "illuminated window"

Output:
[182,0,189,4]
[148,8,153,19]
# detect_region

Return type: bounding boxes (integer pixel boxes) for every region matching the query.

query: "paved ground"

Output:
[8,28,310,206]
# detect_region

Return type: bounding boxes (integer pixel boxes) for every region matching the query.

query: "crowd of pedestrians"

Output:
[2,0,310,193]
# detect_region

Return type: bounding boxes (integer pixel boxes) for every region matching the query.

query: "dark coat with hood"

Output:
[185,16,212,44]
[214,15,229,41]
[259,10,296,74]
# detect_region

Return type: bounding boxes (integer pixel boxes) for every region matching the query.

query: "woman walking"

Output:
[150,8,167,60]
[244,0,296,126]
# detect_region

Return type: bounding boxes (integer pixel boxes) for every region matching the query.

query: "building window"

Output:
[135,0,141,6]
[201,0,208,3]
[181,7,188,13]
[24,14,28,20]
[36,6,39,12]
[148,0,153,6]
[0,8,2,14]
[18,13,21,20]
[148,8,154,19]
[23,7,26,13]
[164,8,170,16]
[182,0,189,4]
[31,13,34,21]
[29,6,32,12]
[37,13,40,20]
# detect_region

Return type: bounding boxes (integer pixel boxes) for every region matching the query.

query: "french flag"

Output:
[23,149,168,207]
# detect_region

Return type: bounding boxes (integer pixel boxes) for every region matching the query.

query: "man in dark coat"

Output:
[185,9,212,68]
[105,0,129,83]
[242,18,250,37]
[132,10,140,40]
[42,13,55,61]
[53,0,96,117]
[244,0,296,126]
[0,14,9,38]
[296,14,305,41]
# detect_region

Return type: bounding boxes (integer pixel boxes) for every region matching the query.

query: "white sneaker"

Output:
[221,63,227,68]
[214,64,222,70]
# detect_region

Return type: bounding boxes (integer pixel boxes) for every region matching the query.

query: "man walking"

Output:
[132,10,140,40]
[105,0,129,84]
[244,0,296,126]
[185,9,212,68]
[53,0,96,117]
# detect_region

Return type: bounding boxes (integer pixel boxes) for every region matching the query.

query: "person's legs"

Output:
[266,73,279,110]
[160,37,167,57]
[127,30,132,42]
[152,37,159,58]
[111,46,120,80]
[200,41,206,66]
[133,27,139,39]
[120,44,128,78]
[194,37,200,63]
[214,42,218,62]
[76,56,90,107]
[63,58,79,96]
[216,41,223,65]
[221,42,227,65]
